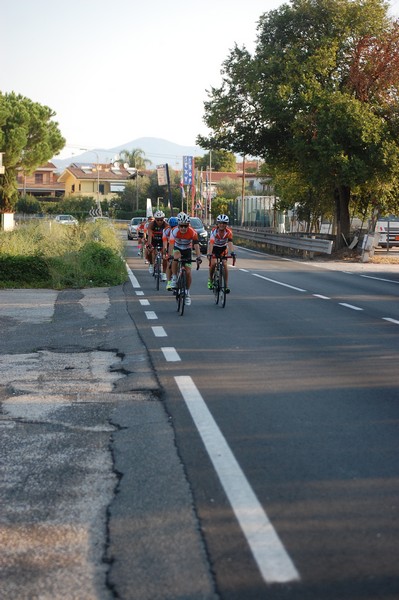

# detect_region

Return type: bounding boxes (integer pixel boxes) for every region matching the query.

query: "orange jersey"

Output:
[209,226,233,248]
[169,225,199,250]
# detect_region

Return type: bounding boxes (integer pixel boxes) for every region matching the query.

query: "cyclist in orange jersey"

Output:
[169,212,202,306]
[207,214,235,293]
[144,216,154,264]
[137,218,147,256]
[162,216,178,290]
[147,210,168,280]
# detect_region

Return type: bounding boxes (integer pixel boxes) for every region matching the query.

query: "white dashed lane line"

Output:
[339,303,363,311]
[247,268,399,324]
[161,347,181,362]
[252,273,307,292]
[144,311,158,320]
[313,294,330,300]
[383,317,399,325]
[152,326,167,337]
[139,299,150,306]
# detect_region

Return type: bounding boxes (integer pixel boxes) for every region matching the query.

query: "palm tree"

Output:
[119,148,152,170]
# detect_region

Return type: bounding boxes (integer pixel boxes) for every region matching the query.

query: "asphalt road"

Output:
[125,241,399,600]
[1,237,399,600]
[0,285,215,600]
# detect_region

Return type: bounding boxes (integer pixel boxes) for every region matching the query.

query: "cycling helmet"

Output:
[169,217,178,227]
[154,210,165,219]
[177,212,190,225]
[216,214,229,224]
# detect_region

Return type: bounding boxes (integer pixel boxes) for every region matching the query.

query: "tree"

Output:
[197,0,399,245]
[195,150,237,172]
[0,92,65,212]
[217,177,244,200]
[119,148,152,170]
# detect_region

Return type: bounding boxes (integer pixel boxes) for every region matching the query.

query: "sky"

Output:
[3,0,399,160]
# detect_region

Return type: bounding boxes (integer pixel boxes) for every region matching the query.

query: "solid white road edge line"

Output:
[126,263,140,288]
[174,375,300,585]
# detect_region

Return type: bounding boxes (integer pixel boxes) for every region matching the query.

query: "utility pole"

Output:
[241,155,246,226]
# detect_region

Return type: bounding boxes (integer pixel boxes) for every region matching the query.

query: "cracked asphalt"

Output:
[0,285,216,600]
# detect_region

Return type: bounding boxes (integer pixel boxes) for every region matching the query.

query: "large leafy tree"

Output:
[0,92,65,212]
[197,0,399,244]
[195,149,237,172]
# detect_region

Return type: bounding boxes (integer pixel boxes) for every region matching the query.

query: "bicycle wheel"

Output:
[155,254,161,290]
[219,262,227,308]
[177,270,186,316]
[213,269,220,305]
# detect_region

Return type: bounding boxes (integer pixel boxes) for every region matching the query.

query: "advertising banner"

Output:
[183,156,194,186]
[157,164,168,186]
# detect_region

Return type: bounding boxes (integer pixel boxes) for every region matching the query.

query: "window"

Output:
[35,173,43,184]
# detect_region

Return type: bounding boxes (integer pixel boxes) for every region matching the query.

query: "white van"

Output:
[376,216,399,247]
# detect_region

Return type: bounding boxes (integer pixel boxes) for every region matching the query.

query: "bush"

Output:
[0,220,128,289]
[0,255,51,287]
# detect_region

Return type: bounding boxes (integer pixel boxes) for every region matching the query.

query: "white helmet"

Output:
[217,214,229,223]
[177,212,190,224]
[154,210,165,219]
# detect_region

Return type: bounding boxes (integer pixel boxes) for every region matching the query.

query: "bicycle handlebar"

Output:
[208,254,236,266]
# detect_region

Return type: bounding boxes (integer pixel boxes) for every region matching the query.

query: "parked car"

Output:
[376,216,399,247]
[127,216,146,240]
[54,214,78,225]
[189,217,208,254]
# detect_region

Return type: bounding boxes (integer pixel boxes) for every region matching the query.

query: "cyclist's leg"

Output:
[171,250,181,287]
[208,256,216,288]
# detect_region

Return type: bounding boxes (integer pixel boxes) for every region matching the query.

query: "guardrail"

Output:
[233,227,334,255]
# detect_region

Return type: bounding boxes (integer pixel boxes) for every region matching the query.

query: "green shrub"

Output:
[0,255,51,287]
[0,220,128,289]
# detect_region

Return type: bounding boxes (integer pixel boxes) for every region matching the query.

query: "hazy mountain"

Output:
[52,137,204,171]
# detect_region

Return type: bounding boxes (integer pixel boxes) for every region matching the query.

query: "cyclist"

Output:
[137,218,147,257]
[162,216,178,290]
[147,210,168,280]
[169,212,202,305]
[144,216,154,264]
[207,214,235,293]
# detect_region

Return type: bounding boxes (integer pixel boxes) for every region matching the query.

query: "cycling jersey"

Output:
[137,221,146,237]
[148,220,166,246]
[209,226,233,248]
[169,225,199,251]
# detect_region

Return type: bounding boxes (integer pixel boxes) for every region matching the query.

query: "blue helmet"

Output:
[169,217,178,227]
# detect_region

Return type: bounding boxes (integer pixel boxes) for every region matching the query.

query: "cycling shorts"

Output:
[173,247,192,265]
[212,246,228,258]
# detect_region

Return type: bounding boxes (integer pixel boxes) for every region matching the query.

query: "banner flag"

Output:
[183,156,194,186]
[157,164,168,186]
[180,178,186,199]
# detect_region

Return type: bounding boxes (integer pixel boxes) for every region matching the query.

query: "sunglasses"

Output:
[179,224,188,228]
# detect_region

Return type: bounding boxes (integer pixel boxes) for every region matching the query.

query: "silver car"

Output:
[127,216,146,240]
[54,214,78,225]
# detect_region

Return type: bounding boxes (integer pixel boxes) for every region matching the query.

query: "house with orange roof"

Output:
[57,162,140,200]
[16,162,65,198]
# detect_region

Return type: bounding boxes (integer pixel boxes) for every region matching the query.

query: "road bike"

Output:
[209,254,236,308]
[174,257,200,316]
[153,245,163,291]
